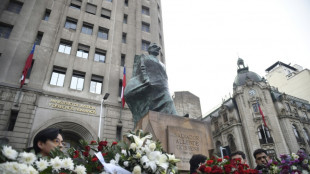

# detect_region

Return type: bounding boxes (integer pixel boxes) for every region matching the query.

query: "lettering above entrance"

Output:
[48,99,96,115]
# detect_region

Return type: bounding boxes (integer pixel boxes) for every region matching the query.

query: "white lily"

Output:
[127,132,152,147]
[158,154,169,171]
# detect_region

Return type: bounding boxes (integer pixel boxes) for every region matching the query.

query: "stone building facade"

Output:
[203,59,310,168]
[265,61,310,103]
[173,91,202,119]
[0,0,165,150]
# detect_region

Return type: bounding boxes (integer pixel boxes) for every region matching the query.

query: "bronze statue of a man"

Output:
[124,43,177,123]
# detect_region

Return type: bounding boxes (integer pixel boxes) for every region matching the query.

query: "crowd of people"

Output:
[189,149,273,173]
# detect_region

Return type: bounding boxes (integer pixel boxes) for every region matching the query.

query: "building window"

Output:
[7,110,19,131]
[258,125,273,144]
[118,80,122,97]
[70,71,85,90]
[116,125,122,141]
[303,111,308,119]
[141,40,150,51]
[303,128,310,143]
[123,14,128,24]
[106,0,112,2]
[285,103,291,112]
[94,48,106,63]
[86,3,97,15]
[157,3,160,12]
[142,6,150,16]
[98,27,108,40]
[70,0,81,10]
[7,0,23,14]
[81,22,93,35]
[227,134,236,152]
[293,124,300,138]
[252,103,259,113]
[101,8,111,19]
[124,0,128,6]
[223,113,228,122]
[159,34,162,45]
[26,60,35,79]
[50,66,66,86]
[142,22,150,32]
[76,44,89,59]
[0,23,13,39]
[64,17,77,30]
[158,18,161,29]
[122,33,127,43]
[43,9,51,21]
[215,141,222,156]
[214,121,219,130]
[35,32,44,45]
[294,108,299,116]
[121,54,125,66]
[58,39,72,54]
[90,75,103,94]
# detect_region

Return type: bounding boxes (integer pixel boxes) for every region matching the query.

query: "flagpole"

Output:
[14,87,22,107]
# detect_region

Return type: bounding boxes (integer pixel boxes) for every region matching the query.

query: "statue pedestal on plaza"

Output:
[135,111,212,171]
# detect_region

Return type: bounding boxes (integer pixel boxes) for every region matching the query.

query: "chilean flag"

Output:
[257,101,268,128]
[20,44,36,88]
[121,67,126,108]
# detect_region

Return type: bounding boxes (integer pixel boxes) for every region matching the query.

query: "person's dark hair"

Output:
[33,128,62,154]
[230,151,246,159]
[189,154,207,174]
[253,148,267,159]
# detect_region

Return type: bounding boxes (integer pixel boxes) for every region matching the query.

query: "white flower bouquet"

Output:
[0,129,180,174]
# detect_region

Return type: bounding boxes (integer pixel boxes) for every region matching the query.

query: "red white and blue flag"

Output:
[20,44,36,88]
[121,67,126,108]
[257,101,268,128]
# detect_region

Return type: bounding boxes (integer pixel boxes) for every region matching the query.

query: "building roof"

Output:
[271,90,310,111]
[265,61,297,72]
[233,58,263,87]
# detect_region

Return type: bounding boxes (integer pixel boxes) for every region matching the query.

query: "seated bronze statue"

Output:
[124,43,177,123]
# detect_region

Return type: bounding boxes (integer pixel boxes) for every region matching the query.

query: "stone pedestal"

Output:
[135,111,213,171]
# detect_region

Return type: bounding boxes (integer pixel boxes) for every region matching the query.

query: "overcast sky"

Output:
[161,0,310,115]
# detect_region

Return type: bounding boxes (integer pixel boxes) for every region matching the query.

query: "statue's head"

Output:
[148,43,161,56]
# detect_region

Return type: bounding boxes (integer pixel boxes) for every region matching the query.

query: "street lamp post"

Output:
[98,93,110,139]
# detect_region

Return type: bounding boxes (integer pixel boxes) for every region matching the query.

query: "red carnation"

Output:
[204,166,212,173]
[112,141,118,145]
[199,165,206,172]
[83,151,89,157]
[99,141,108,146]
[97,165,103,171]
[91,157,98,162]
[102,152,108,156]
[73,150,79,158]
[224,165,232,173]
[224,156,230,159]
[85,145,90,151]
[90,140,97,144]
[217,158,222,162]
[206,160,214,165]
[98,145,103,151]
